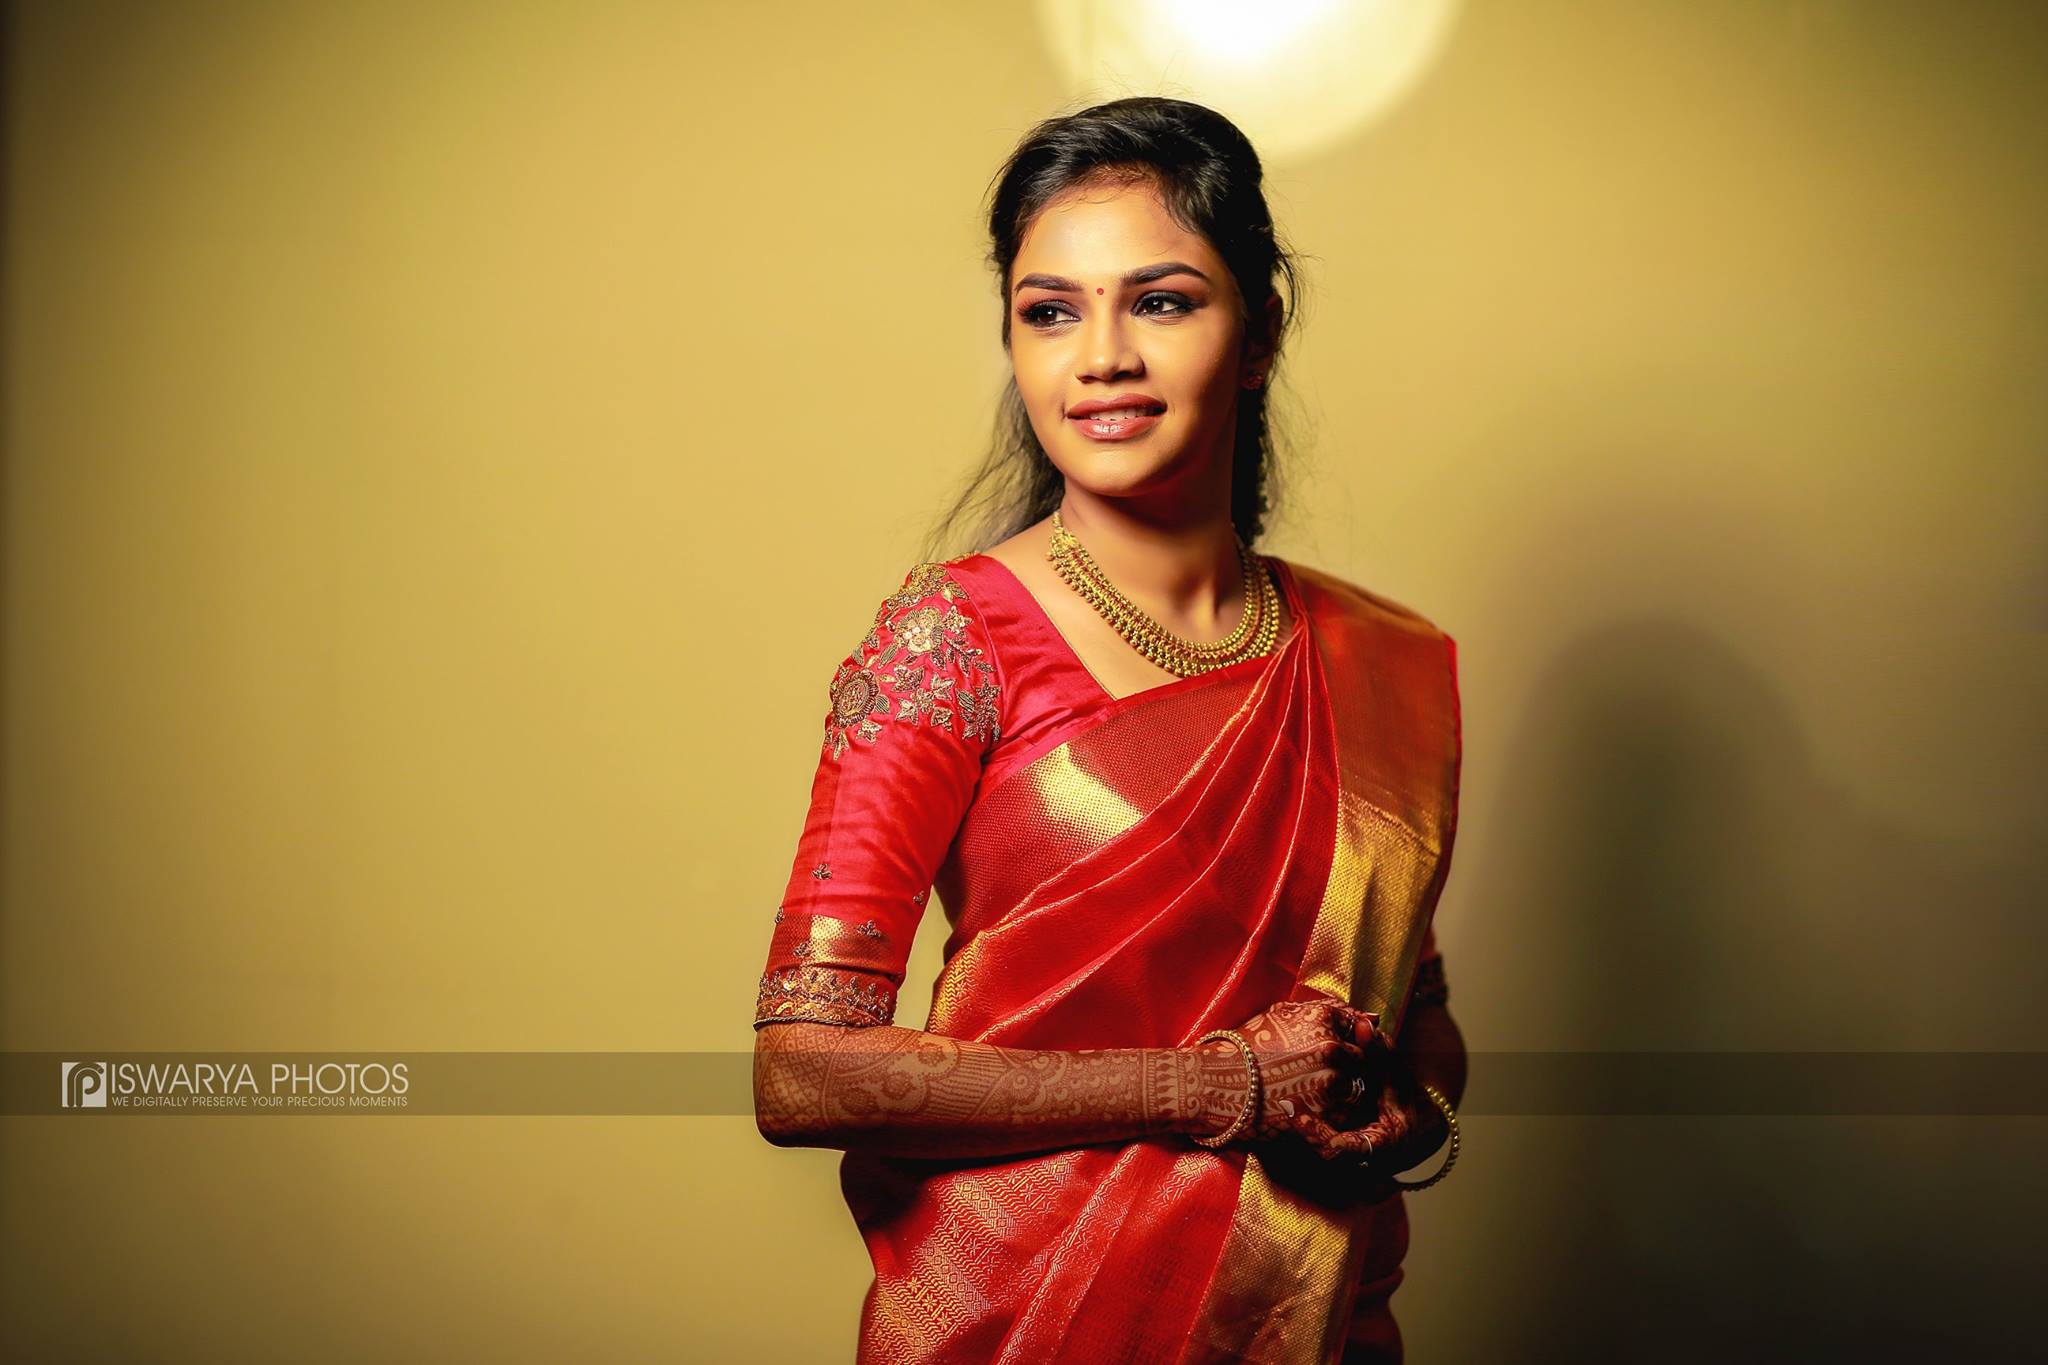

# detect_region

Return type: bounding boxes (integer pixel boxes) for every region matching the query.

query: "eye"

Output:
[1016,292,1196,330]
[1018,301,1074,329]
[1136,292,1194,317]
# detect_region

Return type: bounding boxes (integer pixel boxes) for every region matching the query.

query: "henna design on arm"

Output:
[753,1022,1230,1160]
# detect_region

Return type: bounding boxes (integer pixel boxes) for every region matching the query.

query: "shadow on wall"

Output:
[1455,616,2045,1362]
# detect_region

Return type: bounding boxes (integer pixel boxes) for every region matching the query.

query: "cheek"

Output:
[1164,329,1240,384]
[1014,353,1063,408]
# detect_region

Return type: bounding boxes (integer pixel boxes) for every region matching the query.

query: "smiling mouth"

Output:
[1071,404,1166,421]
[1068,406,1166,442]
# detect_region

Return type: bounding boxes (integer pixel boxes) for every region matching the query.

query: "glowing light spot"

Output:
[1033,0,1460,165]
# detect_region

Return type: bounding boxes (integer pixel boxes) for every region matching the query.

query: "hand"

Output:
[1292,1040,1450,1181]
[1188,998,1378,1149]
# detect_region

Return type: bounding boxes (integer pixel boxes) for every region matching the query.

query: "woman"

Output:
[752,97,1465,1365]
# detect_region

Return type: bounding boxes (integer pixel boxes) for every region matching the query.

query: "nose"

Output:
[1077,307,1143,383]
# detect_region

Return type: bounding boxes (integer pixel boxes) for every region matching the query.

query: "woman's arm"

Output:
[1376,1000,1466,1169]
[1401,1001,1466,1106]
[755,997,1378,1162]
[754,1020,1250,1159]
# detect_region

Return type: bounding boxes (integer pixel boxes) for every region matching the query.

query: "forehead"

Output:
[1014,179,1221,277]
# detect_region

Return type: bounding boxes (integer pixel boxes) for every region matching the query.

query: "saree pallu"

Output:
[756,552,1461,1364]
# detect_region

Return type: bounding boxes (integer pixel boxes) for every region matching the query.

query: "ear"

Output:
[1240,294,1284,385]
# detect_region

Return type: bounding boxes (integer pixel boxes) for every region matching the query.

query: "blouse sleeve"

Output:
[752,559,1004,1030]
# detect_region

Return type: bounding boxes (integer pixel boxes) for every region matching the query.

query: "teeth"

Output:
[1081,407,1156,421]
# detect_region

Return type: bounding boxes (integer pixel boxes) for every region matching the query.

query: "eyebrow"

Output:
[1012,261,1212,296]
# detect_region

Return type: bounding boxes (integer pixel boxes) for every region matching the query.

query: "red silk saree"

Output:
[754,550,1462,1364]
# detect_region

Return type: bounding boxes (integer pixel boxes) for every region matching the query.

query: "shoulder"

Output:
[871,557,983,618]
[853,558,1002,673]
[1277,556,1463,818]
[822,557,1003,759]
[1277,556,1450,644]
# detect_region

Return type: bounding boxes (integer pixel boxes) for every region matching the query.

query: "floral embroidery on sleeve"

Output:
[753,912,907,1029]
[824,560,1001,761]
[755,964,895,1029]
[754,561,999,1032]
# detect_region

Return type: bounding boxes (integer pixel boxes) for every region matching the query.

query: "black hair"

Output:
[918,96,1307,562]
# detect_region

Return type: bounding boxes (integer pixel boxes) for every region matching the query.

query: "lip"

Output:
[1067,393,1167,443]
[1067,393,1166,418]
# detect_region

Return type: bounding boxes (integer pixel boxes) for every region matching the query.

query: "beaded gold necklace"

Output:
[1046,508,1281,679]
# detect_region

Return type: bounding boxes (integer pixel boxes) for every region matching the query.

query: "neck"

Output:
[1054,490,1246,634]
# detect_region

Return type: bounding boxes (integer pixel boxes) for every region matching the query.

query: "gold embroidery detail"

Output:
[772,906,785,923]
[753,964,896,1029]
[791,941,814,959]
[855,919,884,939]
[824,562,1001,761]
[912,888,930,906]
[811,863,832,880]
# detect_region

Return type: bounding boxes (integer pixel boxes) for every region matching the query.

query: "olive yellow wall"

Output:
[4,1,2042,1360]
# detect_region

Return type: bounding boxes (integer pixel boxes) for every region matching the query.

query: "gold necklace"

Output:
[1047,508,1282,678]
[1049,508,1277,668]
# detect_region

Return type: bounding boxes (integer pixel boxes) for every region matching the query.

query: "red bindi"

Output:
[1096,287,1104,294]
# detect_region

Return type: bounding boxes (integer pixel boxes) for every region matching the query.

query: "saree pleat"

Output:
[1177,566,1458,1362]
[836,556,1460,1365]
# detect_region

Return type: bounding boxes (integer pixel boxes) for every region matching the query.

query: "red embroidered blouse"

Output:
[751,554,1449,1033]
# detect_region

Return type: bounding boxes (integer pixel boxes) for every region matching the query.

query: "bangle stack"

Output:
[1389,1081,1460,1191]
[1190,1028,1262,1149]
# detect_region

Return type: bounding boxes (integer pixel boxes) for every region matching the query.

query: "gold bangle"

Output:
[1390,1081,1459,1190]
[1190,1029,1261,1149]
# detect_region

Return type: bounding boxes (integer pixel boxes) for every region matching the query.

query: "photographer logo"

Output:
[62,1061,108,1109]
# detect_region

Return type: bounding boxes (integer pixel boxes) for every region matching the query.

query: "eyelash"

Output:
[1017,293,1196,330]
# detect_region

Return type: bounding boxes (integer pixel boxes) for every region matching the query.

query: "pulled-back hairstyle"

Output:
[918,96,1306,562]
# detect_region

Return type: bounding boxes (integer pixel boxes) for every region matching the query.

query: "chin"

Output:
[1056,443,1191,495]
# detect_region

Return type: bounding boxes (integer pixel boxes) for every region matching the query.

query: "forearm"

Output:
[1386,999,1466,1180]
[754,1022,1247,1160]
[1397,1000,1465,1105]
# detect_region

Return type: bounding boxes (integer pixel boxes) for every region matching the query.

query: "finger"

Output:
[1332,1039,1371,1072]
[1337,1004,1371,1044]
[1356,1104,1413,1152]
[1339,1006,1378,1045]
[1341,1002,1378,1044]
[1295,1106,1386,1163]
[1324,1097,1364,1134]
[1291,1109,1353,1157]
[1318,1124,1380,1160]
[1323,1072,1362,1116]
[1327,1066,1379,1125]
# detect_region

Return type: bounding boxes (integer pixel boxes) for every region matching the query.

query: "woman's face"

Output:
[1008,177,1258,508]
